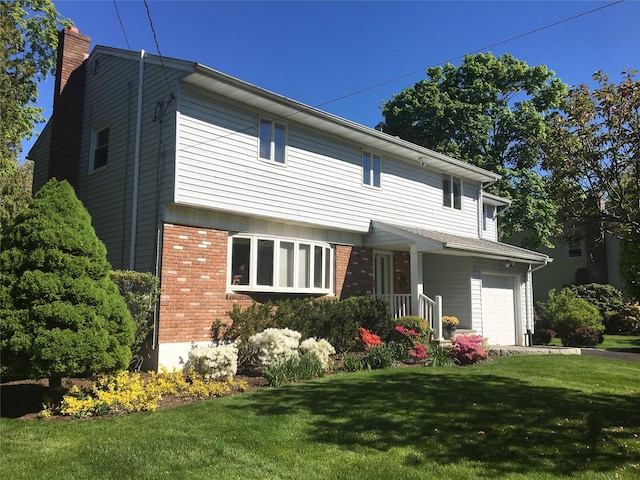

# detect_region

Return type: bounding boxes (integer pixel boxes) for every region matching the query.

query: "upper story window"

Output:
[362,151,381,187]
[230,234,333,293]
[259,118,286,164]
[568,240,584,258]
[91,126,109,171]
[443,174,462,210]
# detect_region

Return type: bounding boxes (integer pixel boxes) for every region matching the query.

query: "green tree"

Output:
[0,159,33,235]
[542,71,640,300]
[0,0,69,232]
[379,52,566,248]
[0,179,134,389]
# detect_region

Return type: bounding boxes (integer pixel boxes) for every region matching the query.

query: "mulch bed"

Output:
[0,369,268,421]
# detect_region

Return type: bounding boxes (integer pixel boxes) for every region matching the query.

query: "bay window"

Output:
[229,235,333,293]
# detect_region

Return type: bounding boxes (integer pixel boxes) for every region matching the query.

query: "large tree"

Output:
[0,179,135,388]
[379,52,567,248]
[0,0,68,232]
[543,70,640,299]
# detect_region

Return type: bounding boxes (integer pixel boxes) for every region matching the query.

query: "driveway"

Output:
[581,348,640,363]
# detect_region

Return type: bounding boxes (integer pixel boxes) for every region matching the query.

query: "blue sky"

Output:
[22,0,639,161]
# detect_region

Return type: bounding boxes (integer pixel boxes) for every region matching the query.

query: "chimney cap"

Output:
[66,26,79,33]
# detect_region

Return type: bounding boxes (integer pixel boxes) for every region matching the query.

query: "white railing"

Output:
[375,293,443,340]
[377,294,413,318]
[419,293,443,341]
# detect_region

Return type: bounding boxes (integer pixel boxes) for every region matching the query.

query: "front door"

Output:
[374,252,393,295]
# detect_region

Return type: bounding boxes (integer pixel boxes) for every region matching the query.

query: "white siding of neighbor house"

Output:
[174,85,482,238]
[73,51,183,272]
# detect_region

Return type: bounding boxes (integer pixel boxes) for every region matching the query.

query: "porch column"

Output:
[410,245,423,315]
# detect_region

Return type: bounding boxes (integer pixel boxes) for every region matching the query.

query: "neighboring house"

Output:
[29,27,551,370]
[509,230,622,303]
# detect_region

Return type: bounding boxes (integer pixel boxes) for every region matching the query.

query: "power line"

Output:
[171,0,624,154]
[143,0,175,99]
[112,0,132,55]
[315,0,625,109]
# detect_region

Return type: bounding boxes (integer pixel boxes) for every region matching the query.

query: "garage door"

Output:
[481,275,516,345]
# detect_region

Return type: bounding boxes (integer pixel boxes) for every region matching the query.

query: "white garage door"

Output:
[482,275,516,345]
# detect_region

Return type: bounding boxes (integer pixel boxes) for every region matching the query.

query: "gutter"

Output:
[129,49,145,269]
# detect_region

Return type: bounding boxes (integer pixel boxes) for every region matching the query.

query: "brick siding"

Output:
[158,224,399,345]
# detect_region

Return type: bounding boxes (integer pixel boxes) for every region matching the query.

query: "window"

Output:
[259,118,286,163]
[443,174,462,210]
[91,126,109,171]
[229,235,333,293]
[362,151,381,187]
[568,240,583,258]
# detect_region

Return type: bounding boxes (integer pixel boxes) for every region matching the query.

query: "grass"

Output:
[549,334,640,352]
[1,355,639,479]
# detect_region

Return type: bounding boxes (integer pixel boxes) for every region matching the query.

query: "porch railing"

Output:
[378,294,413,318]
[376,293,443,340]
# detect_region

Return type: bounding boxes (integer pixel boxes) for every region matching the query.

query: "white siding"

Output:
[175,85,482,239]
[423,253,472,328]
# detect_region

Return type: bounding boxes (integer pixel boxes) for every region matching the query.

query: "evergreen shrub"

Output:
[0,179,134,388]
[538,287,603,338]
[569,283,624,316]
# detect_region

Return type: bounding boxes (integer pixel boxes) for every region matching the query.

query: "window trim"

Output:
[228,234,334,294]
[258,117,287,164]
[89,124,110,173]
[443,174,462,210]
[362,150,381,188]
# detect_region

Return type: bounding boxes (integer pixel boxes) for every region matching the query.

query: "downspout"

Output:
[129,49,145,269]
[526,260,551,345]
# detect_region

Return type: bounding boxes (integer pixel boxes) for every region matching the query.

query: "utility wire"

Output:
[315,0,625,109]
[143,0,175,99]
[168,0,625,154]
[112,0,133,56]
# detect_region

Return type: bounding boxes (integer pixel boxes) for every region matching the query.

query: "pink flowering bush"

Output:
[394,325,428,363]
[450,334,489,366]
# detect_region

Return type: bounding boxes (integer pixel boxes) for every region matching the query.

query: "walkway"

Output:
[488,345,640,362]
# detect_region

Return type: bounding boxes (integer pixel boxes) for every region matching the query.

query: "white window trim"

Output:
[228,234,334,294]
[89,124,110,173]
[258,117,287,165]
[443,174,463,211]
[361,150,382,188]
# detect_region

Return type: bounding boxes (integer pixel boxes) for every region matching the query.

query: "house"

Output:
[29,27,551,370]
[508,229,622,303]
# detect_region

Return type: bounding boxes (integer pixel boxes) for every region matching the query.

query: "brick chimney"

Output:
[47,26,91,186]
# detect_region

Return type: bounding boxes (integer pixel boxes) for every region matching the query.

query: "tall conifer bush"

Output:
[0,179,134,388]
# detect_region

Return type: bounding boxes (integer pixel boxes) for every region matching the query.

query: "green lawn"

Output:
[549,334,640,352]
[1,355,639,479]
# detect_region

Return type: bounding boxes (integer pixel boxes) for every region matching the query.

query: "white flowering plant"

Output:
[188,342,239,379]
[299,337,336,370]
[248,328,302,367]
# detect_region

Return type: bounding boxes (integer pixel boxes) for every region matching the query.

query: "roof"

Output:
[369,221,552,264]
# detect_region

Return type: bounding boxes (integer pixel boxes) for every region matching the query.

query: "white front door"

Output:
[374,252,393,295]
[481,274,517,345]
